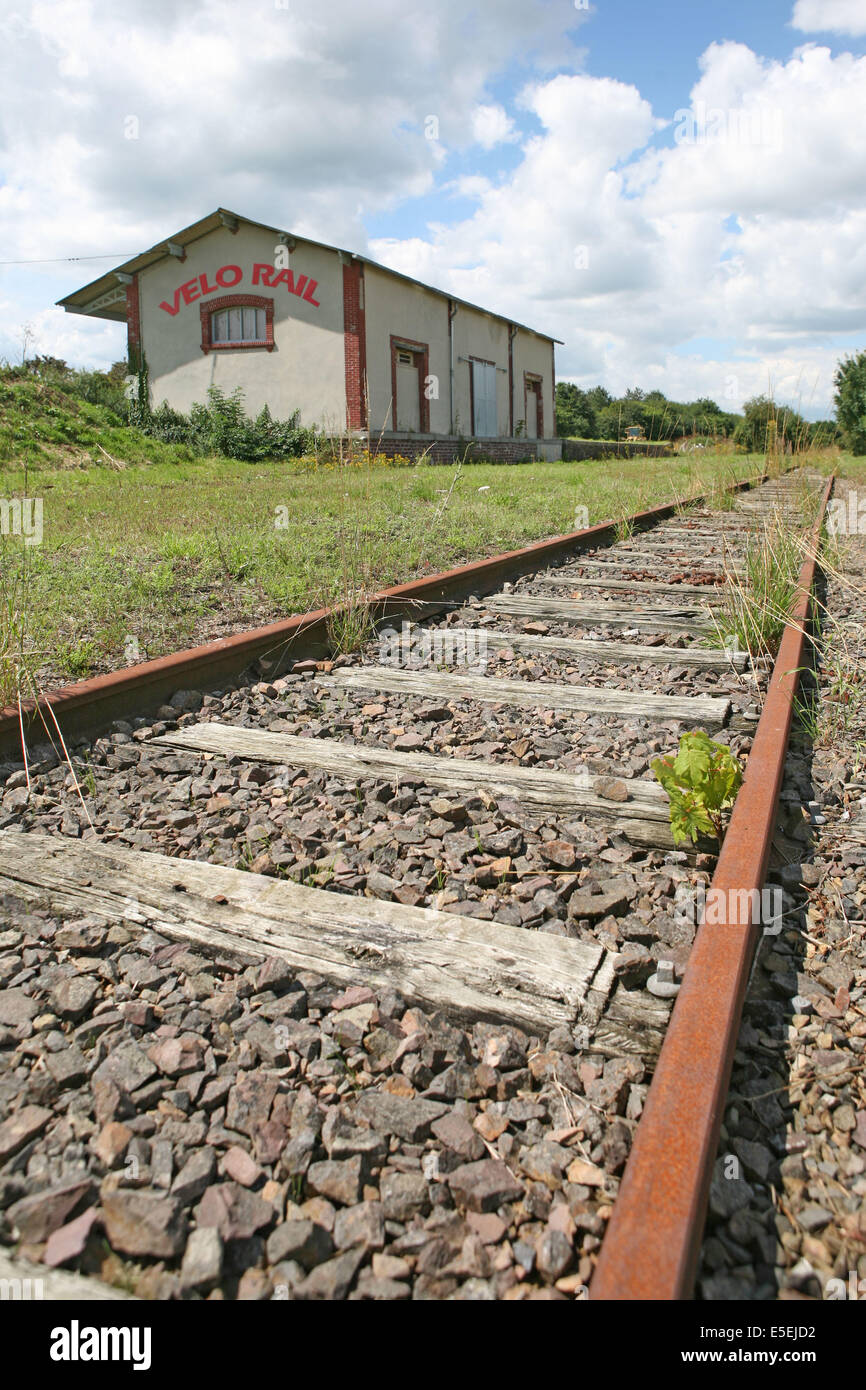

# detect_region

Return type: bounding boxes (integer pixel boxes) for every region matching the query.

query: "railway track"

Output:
[0,467,835,1302]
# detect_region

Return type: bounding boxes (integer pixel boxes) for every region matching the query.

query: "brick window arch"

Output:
[200,294,275,353]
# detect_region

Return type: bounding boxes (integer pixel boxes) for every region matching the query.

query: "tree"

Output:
[586,386,612,411]
[735,395,808,453]
[809,418,843,447]
[555,382,598,438]
[596,398,646,439]
[834,350,866,455]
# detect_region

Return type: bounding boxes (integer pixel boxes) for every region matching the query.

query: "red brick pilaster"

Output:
[342,261,367,430]
[126,275,142,371]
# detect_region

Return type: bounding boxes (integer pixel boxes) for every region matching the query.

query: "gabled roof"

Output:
[57,207,562,343]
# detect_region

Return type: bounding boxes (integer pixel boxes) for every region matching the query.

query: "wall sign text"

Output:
[159,263,320,315]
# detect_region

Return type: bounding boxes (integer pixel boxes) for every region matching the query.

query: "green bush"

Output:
[834,350,866,456]
[733,395,809,453]
[6,357,130,420]
[554,381,742,442]
[134,385,315,461]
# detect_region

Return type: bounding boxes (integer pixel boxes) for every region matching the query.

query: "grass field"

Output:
[0,399,852,701]
[0,447,775,694]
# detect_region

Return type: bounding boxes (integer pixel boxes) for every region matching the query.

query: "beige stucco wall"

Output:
[134,221,556,439]
[512,331,555,440]
[137,223,347,430]
[362,266,450,435]
[450,307,510,438]
[363,275,555,440]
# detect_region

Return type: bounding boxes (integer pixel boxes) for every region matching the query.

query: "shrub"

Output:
[652,730,743,846]
[834,349,866,456]
[131,384,315,461]
[10,357,130,420]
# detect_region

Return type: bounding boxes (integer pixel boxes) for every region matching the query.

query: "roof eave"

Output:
[56,207,561,343]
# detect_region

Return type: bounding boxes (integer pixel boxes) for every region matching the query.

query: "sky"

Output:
[1,0,865,417]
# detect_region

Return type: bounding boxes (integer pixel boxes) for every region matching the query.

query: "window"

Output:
[212,305,266,344]
[200,295,275,353]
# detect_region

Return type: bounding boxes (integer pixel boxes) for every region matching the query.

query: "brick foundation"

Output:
[372,433,542,464]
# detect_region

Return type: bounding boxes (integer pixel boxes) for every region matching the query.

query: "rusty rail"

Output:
[590,473,835,1301]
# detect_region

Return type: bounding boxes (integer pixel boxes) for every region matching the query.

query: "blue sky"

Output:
[1,0,865,415]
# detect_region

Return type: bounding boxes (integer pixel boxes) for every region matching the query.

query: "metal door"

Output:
[395,351,421,431]
[472,361,497,438]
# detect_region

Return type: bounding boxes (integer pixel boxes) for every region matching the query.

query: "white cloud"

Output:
[1,4,864,419]
[0,0,589,362]
[470,104,516,149]
[370,43,866,415]
[0,0,587,250]
[791,0,866,37]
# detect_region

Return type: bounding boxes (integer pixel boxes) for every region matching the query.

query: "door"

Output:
[472,360,497,438]
[525,381,539,439]
[395,350,421,431]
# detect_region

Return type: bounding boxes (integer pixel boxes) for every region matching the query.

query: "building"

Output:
[59,208,562,461]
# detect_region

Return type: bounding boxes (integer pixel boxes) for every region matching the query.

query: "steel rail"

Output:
[589,473,835,1301]
[0,467,779,758]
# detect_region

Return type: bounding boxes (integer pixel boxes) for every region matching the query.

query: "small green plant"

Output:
[651,729,743,846]
[705,517,801,660]
[58,637,100,680]
[326,595,377,655]
[80,759,97,798]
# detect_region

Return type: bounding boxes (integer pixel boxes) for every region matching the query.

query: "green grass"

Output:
[1,370,834,692]
[0,373,196,469]
[2,449,784,689]
[706,518,805,661]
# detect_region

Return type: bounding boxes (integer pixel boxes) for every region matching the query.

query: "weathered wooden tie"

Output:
[528,573,727,601]
[0,1250,137,1301]
[153,721,677,848]
[317,666,730,727]
[440,626,745,670]
[0,830,615,1035]
[484,593,714,637]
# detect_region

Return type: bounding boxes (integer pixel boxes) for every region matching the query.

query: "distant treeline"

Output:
[554,383,842,451]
